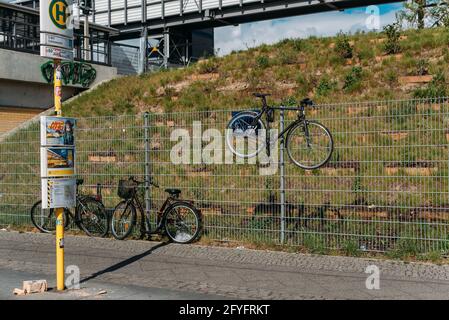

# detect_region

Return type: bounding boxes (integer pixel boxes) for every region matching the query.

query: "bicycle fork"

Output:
[302,119,312,148]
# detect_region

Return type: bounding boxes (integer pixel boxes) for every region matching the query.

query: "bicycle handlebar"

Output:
[129,176,159,188]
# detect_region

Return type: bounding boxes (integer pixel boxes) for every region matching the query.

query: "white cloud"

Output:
[215,9,398,56]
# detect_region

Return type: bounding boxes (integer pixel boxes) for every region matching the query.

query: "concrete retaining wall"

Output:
[0,49,118,109]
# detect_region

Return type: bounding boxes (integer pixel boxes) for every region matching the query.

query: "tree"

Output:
[396,0,449,29]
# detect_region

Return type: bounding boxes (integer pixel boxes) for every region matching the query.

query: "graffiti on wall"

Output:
[41,61,97,88]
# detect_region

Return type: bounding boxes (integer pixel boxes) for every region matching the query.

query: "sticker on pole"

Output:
[41,116,76,146]
[41,178,76,209]
[40,45,74,61]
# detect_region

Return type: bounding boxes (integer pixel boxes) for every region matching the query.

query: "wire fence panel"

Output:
[0,97,448,254]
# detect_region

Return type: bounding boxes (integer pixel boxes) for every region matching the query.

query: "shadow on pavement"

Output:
[80,242,168,284]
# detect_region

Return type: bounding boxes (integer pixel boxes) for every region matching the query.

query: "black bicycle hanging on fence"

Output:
[111,176,202,244]
[225,93,334,170]
[30,179,109,237]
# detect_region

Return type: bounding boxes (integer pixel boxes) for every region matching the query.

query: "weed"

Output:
[343,66,363,92]
[303,234,327,254]
[342,239,361,256]
[316,77,336,97]
[255,55,270,69]
[413,70,447,98]
[415,59,430,76]
[197,58,218,74]
[335,32,353,59]
[385,69,398,86]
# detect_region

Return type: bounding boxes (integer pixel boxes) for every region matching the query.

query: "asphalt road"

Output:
[1,230,449,300]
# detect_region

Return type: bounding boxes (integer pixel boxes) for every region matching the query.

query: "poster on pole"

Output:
[41,178,76,209]
[40,116,76,147]
[40,147,75,178]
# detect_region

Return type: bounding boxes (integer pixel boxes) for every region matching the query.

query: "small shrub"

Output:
[383,23,401,55]
[335,32,353,59]
[415,59,429,76]
[303,234,327,254]
[292,39,303,51]
[316,77,336,97]
[343,66,363,92]
[278,48,297,65]
[386,69,398,86]
[281,96,297,107]
[197,58,218,74]
[413,70,447,98]
[255,55,270,69]
[342,239,361,257]
[295,74,311,96]
[389,238,419,259]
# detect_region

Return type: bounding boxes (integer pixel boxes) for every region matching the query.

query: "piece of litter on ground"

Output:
[97,290,107,295]
[13,288,25,296]
[236,246,245,250]
[23,280,48,294]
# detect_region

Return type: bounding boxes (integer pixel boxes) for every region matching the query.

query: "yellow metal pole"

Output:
[54,59,65,291]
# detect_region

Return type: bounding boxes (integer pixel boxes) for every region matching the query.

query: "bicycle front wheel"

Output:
[111,200,136,240]
[286,120,334,170]
[76,197,109,237]
[30,201,70,233]
[163,202,202,244]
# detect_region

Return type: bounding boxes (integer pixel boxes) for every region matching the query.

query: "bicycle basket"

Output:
[117,180,137,199]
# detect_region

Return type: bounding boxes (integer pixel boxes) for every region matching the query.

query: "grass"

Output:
[59,26,449,116]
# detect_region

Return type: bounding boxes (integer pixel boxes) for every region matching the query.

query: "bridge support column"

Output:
[139,26,148,74]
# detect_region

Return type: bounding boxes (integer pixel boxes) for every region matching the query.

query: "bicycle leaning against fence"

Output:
[30,179,109,237]
[111,176,202,244]
[225,93,334,170]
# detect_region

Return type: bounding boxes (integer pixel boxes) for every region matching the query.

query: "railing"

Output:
[0,12,113,66]
[1,97,448,255]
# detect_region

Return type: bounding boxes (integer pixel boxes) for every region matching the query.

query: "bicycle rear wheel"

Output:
[30,200,69,233]
[76,197,109,237]
[111,200,136,240]
[163,201,202,244]
[286,120,333,170]
[225,111,266,158]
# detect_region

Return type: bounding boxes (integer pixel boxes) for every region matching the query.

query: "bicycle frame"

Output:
[247,103,309,156]
[129,188,178,236]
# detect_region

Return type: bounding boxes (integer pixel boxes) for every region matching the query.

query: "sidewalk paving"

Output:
[1,230,449,300]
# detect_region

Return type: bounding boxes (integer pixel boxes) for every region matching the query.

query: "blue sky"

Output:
[215,2,405,56]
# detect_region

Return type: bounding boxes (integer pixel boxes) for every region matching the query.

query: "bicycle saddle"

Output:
[300,98,313,106]
[253,93,271,98]
[76,179,84,185]
[165,188,181,196]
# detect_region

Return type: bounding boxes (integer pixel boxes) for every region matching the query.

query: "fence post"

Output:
[144,112,151,219]
[279,109,286,244]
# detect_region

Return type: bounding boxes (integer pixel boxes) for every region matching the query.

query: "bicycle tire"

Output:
[225,111,266,158]
[163,201,202,244]
[76,197,109,237]
[30,200,70,233]
[111,200,137,240]
[286,120,334,170]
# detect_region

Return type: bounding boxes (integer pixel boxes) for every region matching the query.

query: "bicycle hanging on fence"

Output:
[226,93,334,170]
[111,176,202,244]
[30,179,109,237]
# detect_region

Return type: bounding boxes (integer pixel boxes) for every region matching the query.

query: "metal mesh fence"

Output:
[0,97,448,254]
